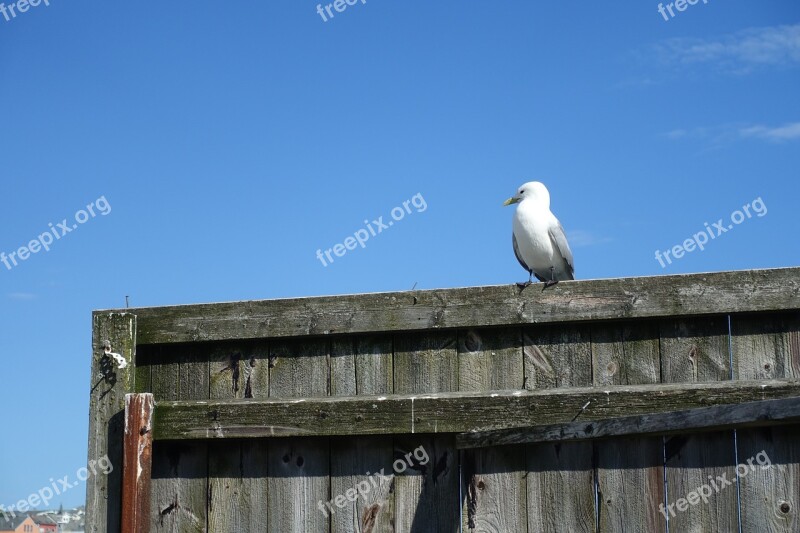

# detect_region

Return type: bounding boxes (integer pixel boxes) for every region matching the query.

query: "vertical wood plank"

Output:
[732,312,800,533]
[329,436,396,533]
[267,339,330,533]
[394,331,460,533]
[660,316,737,533]
[524,324,595,533]
[122,393,154,533]
[134,345,153,394]
[208,342,270,532]
[593,321,665,533]
[87,312,136,533]
[150,344,209,532]
[330,336,395,533]
[458,328,524,392]
[458,328,527,532]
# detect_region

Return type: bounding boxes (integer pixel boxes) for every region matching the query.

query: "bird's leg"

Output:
[516,270,533,290]
[543,266,559,288]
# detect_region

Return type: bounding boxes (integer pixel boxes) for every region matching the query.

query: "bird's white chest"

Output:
[513,204,556,266]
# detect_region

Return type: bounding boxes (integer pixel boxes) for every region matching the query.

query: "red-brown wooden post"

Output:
[121,393,154,533]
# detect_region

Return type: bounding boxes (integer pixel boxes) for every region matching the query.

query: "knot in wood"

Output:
[688,345,698,361]
[780,501,791,514]
[464,331,481,353]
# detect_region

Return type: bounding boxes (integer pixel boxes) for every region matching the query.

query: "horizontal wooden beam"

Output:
[106,267,800,345]
[152,379,800,441]
[456,396,800,449]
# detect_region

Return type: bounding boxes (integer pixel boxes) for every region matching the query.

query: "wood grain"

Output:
[153,379,800,440]
[524,325,595,533]
[90,267,800,531]
[266,339,330,533]
[149,344,208,532]
[457,396,800,448]
[458,328,527,532]
[661,316,737,533]
[732,312,800,533]
[86,313,136,533]
[124,268,800,345]
[329,336,395,533]
[121,393,154,533]
[208,342,270,532]
[593,322,665,533]
[393,331,460,533]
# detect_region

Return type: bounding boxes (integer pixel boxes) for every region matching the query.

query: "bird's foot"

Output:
[516,281,533,291]
[542,279,559,289]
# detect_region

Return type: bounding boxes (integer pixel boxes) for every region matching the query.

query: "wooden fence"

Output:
[86,267,800,532]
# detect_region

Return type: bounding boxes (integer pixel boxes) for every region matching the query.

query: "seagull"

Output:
[503,181,575,289]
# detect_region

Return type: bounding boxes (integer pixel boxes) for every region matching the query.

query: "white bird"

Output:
[503,181,574,288]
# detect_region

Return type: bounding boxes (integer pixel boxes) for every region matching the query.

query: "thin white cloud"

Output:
[568,230,612,248]
[654,24,800,73]
[739,122,800,141]
[665,129,687,140]
[8,292,37,301]
[664,122,800,144]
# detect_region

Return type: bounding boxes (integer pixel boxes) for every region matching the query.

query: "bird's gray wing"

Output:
[548,222,575,279]
[512,232,531,273]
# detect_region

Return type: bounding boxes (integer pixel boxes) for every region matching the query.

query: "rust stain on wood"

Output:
[121,393,154,533]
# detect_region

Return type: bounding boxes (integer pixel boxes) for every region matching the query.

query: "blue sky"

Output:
[1,0,798,510]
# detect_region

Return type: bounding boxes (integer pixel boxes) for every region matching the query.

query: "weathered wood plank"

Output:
[394,331,460,532]
[134,345,153,394]
[394,331,458,394]
[661,316,737,533]
[732,312,800,533]
[149,345,209,532]
[329,336,395,533]
[126,268,800,344]
[87,313,136,533]
[150,349,179,401]
[524,325,595,533]
[122,393,154,533]
[458,328,526,532]
[458,328,524,392]
[153,379,800,440]
[266,339,329,533]
[329,436,395,533]
[208,342,270,532]
[457,396,800,448]
[149,442,207,532]
[593,322,665,533]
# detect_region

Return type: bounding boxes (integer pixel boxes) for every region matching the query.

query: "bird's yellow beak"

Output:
[503,197,520,206]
